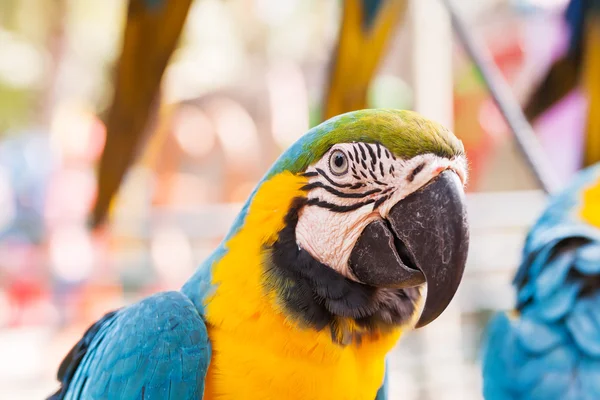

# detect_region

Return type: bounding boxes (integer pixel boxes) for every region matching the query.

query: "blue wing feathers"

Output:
[482,164,600,399]
[50,291,211,400]
[48,310,119,399]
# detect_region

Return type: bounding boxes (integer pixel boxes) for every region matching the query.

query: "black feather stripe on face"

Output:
[366,145,377,169]
[301,181,382,199]
[306,198,376,213]
[305,143,397,213]
[315,168,353,188]
[262,197,420,344]
[358,143,367,160]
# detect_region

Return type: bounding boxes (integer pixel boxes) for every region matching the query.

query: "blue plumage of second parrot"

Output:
[49,109,470,400]
[482,163,600,399]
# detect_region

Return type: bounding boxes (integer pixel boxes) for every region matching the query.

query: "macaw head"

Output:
[201,109,469,343]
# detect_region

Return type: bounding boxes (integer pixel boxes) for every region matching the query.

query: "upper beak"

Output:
[348,170,469,328]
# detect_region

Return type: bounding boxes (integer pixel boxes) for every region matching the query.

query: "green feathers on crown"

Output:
[270,109,465,178]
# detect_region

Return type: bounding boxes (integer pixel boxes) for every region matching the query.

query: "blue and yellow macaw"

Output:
[323,0,408,120]
[482,163,600,399]
[524,0,600,167]
[49,109,470,399]
[92,0,192,226]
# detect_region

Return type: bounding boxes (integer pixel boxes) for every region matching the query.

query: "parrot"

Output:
[92,0,193,227]
[322,0,408,120]
[523,0,600,167]
[482,162,600,399]
[49,109,470,400]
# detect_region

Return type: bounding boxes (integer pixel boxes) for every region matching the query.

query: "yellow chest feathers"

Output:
[201,172,401,399]
[203,323,399,400]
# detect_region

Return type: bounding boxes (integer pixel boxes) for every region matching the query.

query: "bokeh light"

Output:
[0,167,16,232]
[209,97,260,171]
[173,106,216,158]
[151,225,194,285]
[49,225,94,283]
[267,61,309,149]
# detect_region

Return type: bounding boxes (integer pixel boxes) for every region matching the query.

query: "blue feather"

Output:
[578,358,600,395]
[54,292,210,400]
[482,163,600,399]
[533,281,582,322]
[482,314,523,398]
[566,298,600,357]
[513,317,567,353]
[575,243,600,274]
[516,282,535,306]
[533,250,575,301]
[523,244,556,280]
[528,372,572,400]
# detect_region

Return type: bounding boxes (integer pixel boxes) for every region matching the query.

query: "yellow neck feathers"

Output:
[581,177,600,228]
[201,171,401,399]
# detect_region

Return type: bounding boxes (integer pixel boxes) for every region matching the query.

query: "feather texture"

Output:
[482,163,600,400]
[50,292,210,399]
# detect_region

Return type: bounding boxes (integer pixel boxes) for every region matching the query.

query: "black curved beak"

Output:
[349,170,469,328]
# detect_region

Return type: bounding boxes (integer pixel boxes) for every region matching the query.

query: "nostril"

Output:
[407,163,425,182]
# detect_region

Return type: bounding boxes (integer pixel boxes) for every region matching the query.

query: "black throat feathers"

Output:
[262,197,421,345]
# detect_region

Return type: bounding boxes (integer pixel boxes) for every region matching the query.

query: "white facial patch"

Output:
[295,142,467,280]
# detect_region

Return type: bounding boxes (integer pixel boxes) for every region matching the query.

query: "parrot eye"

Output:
[329,150,349,176]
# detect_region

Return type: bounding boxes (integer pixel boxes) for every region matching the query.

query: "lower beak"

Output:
[349,170,469,328]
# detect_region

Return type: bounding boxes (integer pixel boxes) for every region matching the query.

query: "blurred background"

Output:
[0,0,590,398]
